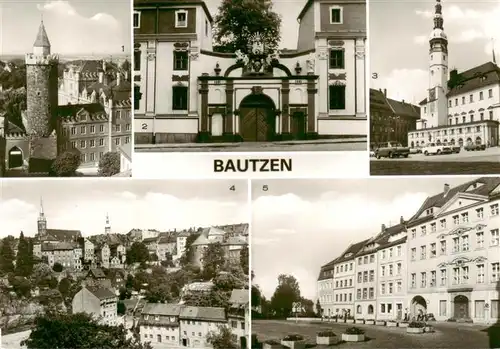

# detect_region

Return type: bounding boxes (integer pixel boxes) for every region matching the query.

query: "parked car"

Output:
[442,142,461,153]
[374,142,410,159]
[409,147,422,154]
[464,143,486,151]
[422,142,452,155]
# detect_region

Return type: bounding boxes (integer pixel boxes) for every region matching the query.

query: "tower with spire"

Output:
[24,19,59,139]
[37,197,47,237]
[424,0,449,129]
[105,213,111,235]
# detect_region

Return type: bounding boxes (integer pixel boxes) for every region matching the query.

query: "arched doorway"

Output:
[436,139,442,145]
[459,138,464,147]
[453,295,469,320]
[411,141,414,148]
[411,296,427,319]
[367,305,374,315]
[238,93,276,141]
[476,136,482,145]
[8,146,23,168]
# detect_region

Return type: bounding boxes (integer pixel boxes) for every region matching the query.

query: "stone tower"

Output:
[105,213,111,235]
[426,0,448,128]
[37,197,47,237]
[24,20,59,137]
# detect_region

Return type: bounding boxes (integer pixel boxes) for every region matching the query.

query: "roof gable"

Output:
[435,192,488,217]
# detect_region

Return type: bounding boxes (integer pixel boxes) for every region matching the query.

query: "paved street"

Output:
[252,319,500,348]
[371,147,500,175]
[135,139,367,152]
[1,330,30,349]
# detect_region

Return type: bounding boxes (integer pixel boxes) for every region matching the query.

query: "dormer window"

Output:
[133,11,141,29]
[176,10,188,28]
[330,6,343,24]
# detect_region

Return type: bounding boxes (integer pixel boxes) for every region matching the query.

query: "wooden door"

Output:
[454,296,469,319]
[240,108,269,141]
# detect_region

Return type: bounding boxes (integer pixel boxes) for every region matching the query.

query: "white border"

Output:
[133,11,141,29]
[329,5,343,24]
[175,10,188,28]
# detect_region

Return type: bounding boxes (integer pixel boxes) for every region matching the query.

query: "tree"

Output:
[126,242,150,265]
[0,238,15,275]
[9,275,32,298]
[16,232,33,277]
[251,285,261,309]
[207,325,237,349]
[117,301,126,315]
[21,312,152,349]
[270,274,301,318]
[239,245,249,274]
[213,0,282,53]
[51,151,81,177]
[98,151,120,177]
[0,87,26,128]
[201,242,226,280]
[52,262,63,272]
[119,287,132,300]
[31,263,53,285]
[58,278,72,299]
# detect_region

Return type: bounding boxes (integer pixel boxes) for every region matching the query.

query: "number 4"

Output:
[230,185,236,191]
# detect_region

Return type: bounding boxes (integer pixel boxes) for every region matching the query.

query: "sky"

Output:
[251,176,480,301]
[0,0,131,55]
[205,0,303,49]
[0,179,249,238]
[370,0,500,103]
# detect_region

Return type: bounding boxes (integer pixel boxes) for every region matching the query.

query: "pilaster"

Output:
[224,80,235,140]
[198,78,210,142]
[307,79,319,139]
[145,41,156,115]
[189,44,200,116]
[281,80,292,139]
[355,38,366,116]
[317,39,329,116]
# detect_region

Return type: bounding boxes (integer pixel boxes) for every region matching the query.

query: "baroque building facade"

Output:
[133,0,366,144]
[317,177,500,323]
[409,0,500,148]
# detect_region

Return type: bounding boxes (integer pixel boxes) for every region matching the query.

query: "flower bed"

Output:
[406,321,425,334]
[281,334,306,349]
[263,340,283,349]
[341,327,365,342]
[355,318,365,324]
[346,318,355,324]
[399,322,409,328]
[386,321,398,327]
[365,319,375,325]
[316,331,338,345]
[424,325,434,333]
[375,320,386,326]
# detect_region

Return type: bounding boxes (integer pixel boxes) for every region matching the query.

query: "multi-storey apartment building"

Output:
[407,178,500,323]
[375,221,407,320]
[72,286,118,326]
[330,240,366,316]
[317,260,335,317]
[354,238,378,319]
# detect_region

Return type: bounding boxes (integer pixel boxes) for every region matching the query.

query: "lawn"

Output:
[371,161,500,175]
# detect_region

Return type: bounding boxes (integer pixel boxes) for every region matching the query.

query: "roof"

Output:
[447,62,500,98]
[409,177,500,226]
[370,88,420,119]
[134,0,214,23]
[179,306,226,322]
[142,237,157,244]
[41,242,75,251]
[191,233,210,246]
[229,289,248,306]
[119,143,132,161]
[223,236,247,246]
[142,303,183,316]
[46,229,81,242]
[34,21,50,48]
[57,103,107,122]
[86,286,115,300]
[335,239,369,263]
[87,268,106,279]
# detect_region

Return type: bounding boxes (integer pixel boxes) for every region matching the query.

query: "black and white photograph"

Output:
[370,0,500,175]
[133,0,367,153]
[251,177,500,348]
[0,179,250,349]
[0,0,132,177]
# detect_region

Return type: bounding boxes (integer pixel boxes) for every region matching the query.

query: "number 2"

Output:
[141,123,148,130]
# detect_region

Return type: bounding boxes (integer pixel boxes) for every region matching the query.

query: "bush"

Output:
[317,330,336,337]
[52,263,63,272]
[408,321,425,328]
[344,327,365,335]
[264,339,280,345]
[51,151,81,177]
[387,320,397,322]
[98,151,120,177]
[282,334,304,341]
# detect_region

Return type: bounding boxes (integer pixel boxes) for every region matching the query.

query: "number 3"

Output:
[372,73,378,79]
[141,123,148,130]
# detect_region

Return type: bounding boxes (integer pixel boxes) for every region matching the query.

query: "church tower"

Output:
[426,0,448,129]
[37,197,47,237]
[105,213,111,235]
[24,20,59,137]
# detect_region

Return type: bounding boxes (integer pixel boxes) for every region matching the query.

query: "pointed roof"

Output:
[34,21,51,48]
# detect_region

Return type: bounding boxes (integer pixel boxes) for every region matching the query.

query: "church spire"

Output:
[40,196,44,216]
[105,213,111,234]
[38,197,47,237]
[433,0,444,30]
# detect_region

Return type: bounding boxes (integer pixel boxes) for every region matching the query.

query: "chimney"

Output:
[381,224,386,232]
[400,216,404,224]
[443,183,450,196]
[402,99,405,103]
[383,88,387,97]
